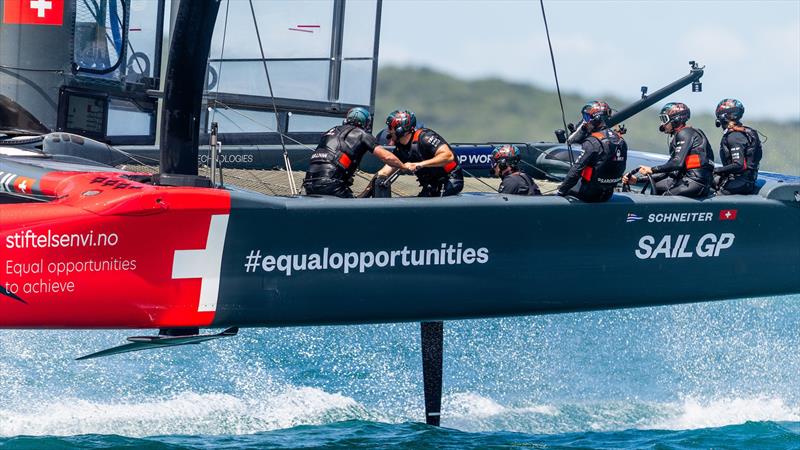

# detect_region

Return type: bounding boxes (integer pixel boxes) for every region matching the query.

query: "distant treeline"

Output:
[375,66,799,175]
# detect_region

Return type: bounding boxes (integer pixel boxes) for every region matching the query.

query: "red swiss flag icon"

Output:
[719,209,738,221]
[3,0,64,26]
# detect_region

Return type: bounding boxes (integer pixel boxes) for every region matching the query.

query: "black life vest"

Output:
[309,125,360,180]
[672,127,714,180]
[580,129,627,189]
[406,129,459,183]
[721,125,762,181]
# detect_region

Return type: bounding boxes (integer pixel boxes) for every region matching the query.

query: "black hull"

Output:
[209,185,800,327]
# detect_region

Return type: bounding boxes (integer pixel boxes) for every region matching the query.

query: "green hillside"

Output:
[375,66,799,175]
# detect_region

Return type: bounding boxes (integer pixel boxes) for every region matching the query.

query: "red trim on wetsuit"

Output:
[685,154,701,169]
[338,153,352,169]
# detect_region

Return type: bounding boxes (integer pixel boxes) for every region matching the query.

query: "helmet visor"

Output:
[582,110,593,123]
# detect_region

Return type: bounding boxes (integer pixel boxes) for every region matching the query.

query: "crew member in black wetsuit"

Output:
[303,107,406,198]
[713,98,762,195]
[491,144,541,195]
[626,102,714,198]
[557,101,627,202]
[376,109,463,197]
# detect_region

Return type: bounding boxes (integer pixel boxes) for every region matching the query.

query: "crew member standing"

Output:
[491,144,541,195]
[303,107,406,198]
[714,98,762,195]
[376,109,463,197]
[628,102,714,198]
[557,101,627,202]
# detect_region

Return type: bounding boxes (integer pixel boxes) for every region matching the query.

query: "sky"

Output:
[378,0,800,122]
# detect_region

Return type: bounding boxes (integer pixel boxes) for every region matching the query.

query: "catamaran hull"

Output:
[210,190,800,326]
[2,163,798,329]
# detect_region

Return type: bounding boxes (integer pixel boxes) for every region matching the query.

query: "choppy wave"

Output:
[0,389,368,437]
[1,295,800,447]
[2,388,800,438]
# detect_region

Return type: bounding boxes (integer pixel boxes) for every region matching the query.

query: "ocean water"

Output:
[2,295,800,449]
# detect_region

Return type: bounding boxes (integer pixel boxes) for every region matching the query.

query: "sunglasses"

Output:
[659,113,671,125]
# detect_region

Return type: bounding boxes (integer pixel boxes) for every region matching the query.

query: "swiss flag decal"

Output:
[3,0,64,26]
[13,176,36,194]
[719,209,738,221]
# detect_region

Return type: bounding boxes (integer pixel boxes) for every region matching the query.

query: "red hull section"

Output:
[1,170,231,329]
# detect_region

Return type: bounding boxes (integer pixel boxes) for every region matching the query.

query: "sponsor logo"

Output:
[635,233,735,259]
[425,136,442,147]
[626,213,643,223]
[719,209,738,221]
[457,153,493,165]
[198,153,254,165]
[3,0,63,25]
[89,176,143,190]
[647,212,714,223]
[0,172,37,194]
[244,243,490,277]
[6,229,119,249]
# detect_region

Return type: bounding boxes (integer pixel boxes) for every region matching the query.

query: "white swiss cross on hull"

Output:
[30,0,52,18]
[172,214,230,312]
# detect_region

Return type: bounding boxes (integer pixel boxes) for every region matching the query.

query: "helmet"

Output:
[581,100,612,125]
[344,106,372,130]
[385,109,417,138]
[715,98,744,126]
[490,144,521,172]
[659,102,691,131]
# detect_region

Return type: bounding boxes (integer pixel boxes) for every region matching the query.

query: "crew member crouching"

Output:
[557,100,627,202]
[491,144,541,195]
[303,107,406,198]
[714,98,762,195]
[377,109,464,197]
[628,102,714,198]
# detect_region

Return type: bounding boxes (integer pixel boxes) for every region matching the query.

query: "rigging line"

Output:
[211,103,377,187]
[111,13,145,76]
[211,101,314,150]
[539,0,574,167]
[210,0,231,126]
[460,167,501,193]
[0,65,63,73]
[211,108,268,167]
[247,0,297,195]
[519,158,561,181]
[109,146,159,167]
[212,104,376,190]
[210,108,306,192]
[82,0,126,69]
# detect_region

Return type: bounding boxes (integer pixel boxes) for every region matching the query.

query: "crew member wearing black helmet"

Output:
[713,98,762,195]
[557,100,627,202]
[376,109,463,197]
[626,102,714,198]
[491,144,541,195]
[303,107,406,198]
